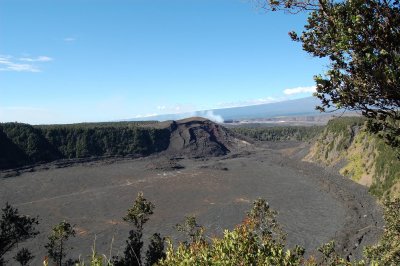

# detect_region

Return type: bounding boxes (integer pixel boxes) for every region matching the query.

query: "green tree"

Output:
[114,192,160,266]
[175,216,205,246]
[247,198,286,245]
[123,192,155,231]
[13,248,34,266]
[257,0,400,148]
[145,233,165,266]
[0,203,39,265]
[45,221,76,266]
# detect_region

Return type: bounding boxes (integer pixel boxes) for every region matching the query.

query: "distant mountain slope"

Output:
[129,97,332,122]
[212,97,323,120]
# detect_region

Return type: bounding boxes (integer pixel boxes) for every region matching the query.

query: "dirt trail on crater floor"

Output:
[0,139,383,264]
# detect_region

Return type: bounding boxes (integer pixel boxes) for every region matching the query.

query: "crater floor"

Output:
[0,141,382,264]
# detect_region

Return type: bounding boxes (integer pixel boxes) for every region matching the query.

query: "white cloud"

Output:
[19,56,53,62]
[0,54,52,73]
[283,86,316,95]
[153,104,197,115]
[0,56,40,72]
[134,113,159,118]
[64,37,76,42]
[217,96,281,108]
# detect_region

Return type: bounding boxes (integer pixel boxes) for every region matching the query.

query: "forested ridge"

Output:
[0,121,325,171]
[230,125,324,142]
[0,122,170,170]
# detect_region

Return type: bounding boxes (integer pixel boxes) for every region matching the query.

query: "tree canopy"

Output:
[0,203,39,265]
[44,221,76,266]
[257,0,400,147]
[113,192,165,266]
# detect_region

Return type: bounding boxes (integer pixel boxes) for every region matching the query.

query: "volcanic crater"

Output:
[0,118,382,264]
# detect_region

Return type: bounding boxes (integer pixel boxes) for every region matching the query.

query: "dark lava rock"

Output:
[165,117,245,158]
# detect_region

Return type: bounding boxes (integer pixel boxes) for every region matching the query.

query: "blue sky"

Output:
[0,0,327,124]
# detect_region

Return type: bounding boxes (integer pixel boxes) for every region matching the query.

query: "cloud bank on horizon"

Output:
[0,83,316,124]
[283,86,316,95]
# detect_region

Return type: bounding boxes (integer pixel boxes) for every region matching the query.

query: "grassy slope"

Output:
[305,117,400,199]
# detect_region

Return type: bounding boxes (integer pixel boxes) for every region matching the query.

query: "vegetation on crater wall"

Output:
[230,125,324,142]
[306,117,400,199]
[0,122,170,170]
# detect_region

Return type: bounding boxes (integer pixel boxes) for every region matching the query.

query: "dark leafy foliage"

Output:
[115,230,143,266]
[0,130,29,170]
[145,233,165,266]
[13,248,34,266]
[113,192,164,266]
[256,0,400,148]
[0,203,39,265]
[0,123,60,169]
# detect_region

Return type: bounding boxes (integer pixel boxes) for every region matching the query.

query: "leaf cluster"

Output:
[0,203,39,265]
[123,192,155,231]
[13,248,34,266]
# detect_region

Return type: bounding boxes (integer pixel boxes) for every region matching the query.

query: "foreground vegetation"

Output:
[0,122,170,170]
[1,193,399,266]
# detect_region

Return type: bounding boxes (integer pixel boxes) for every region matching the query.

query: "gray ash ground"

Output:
[0,141,382,264]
